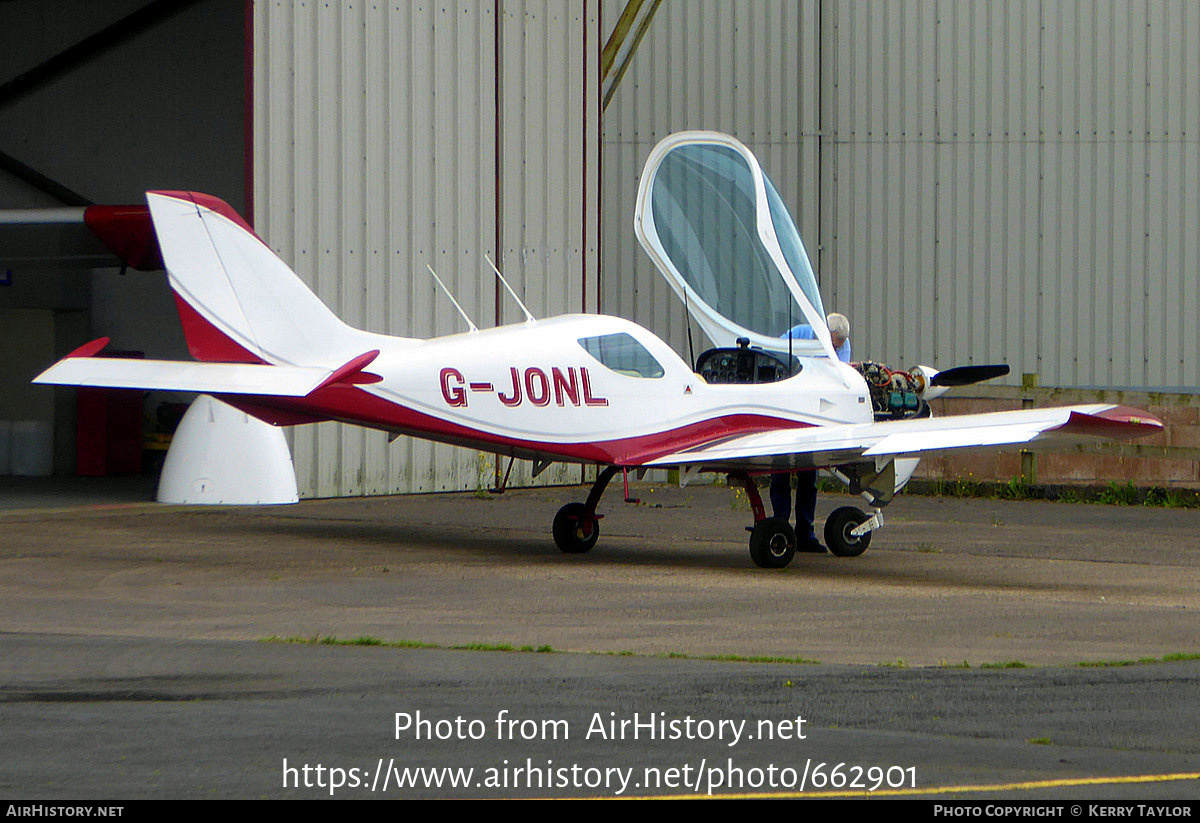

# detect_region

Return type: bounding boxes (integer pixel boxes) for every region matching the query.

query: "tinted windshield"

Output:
[764,174,825,320]
[648,143,823,338]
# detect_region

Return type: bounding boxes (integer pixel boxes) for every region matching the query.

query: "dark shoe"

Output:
[799,538,827,554]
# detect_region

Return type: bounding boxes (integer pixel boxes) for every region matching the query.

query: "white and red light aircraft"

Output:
[33,132,1162,568]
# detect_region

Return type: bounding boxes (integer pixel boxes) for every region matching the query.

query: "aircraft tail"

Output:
[146,191,363,367]
[34,191,398,409]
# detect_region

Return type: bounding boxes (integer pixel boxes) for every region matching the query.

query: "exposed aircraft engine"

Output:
[854,360,1012,419]
[852,361,931,421]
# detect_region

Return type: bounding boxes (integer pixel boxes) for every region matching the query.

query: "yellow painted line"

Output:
[613,771,1200,800]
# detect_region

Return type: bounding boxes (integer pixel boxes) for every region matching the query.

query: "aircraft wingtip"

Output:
[1100,405,1164,429]
[1063,405,1164,438]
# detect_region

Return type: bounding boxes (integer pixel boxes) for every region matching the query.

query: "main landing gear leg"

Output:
[552,465,620,554]
[729,472,797,570]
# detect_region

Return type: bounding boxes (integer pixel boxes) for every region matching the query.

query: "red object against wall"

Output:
[75,351,146,476]
[81,205,164,271]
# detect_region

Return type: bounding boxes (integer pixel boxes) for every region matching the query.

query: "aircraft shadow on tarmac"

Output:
[197,509,1158,599]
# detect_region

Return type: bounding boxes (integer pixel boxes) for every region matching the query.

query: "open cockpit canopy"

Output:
[634,132,835,360]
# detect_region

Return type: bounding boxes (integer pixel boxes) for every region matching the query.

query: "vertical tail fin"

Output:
[146,191,358,366]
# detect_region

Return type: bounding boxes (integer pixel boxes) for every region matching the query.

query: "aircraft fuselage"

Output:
[227,313,873,467]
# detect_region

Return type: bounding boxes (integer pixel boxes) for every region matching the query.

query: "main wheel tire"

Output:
[553,502,599,553]
[748,517,797,569]
[824,506,872,557]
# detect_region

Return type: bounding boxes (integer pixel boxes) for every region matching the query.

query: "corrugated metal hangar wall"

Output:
[600,0,823,371]
[601,0,1199,392]
[250,0,1197,499]
[9,1,1190,497]
[252,1,599,497]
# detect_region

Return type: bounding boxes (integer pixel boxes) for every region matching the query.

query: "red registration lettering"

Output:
[552,367,580,406]
[452,365,607,408]
[498,367,522,406]
[440,367,467,407]
[525,367,551,406]
[581,367,609,406]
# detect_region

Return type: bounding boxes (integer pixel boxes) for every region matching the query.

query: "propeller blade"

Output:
[930,364,1010,387]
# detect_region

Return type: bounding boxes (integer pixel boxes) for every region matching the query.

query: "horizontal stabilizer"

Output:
[34,357,330,397]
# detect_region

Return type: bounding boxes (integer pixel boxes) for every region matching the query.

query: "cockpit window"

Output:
[578,333,665,378]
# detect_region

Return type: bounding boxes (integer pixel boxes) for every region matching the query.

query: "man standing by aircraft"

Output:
[771,313,852,553]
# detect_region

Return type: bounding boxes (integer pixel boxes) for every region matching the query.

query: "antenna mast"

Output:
[426,264,479,332]
[484,254,535,322]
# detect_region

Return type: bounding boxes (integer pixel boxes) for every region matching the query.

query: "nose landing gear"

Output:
[733,470,886,568]
[824,505,881,557]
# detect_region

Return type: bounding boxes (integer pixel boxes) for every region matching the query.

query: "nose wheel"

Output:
[824,506,874,557]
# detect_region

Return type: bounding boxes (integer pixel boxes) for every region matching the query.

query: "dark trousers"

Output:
[769,470,817,540]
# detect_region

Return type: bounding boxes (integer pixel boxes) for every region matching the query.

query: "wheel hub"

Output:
[575,517,595,539]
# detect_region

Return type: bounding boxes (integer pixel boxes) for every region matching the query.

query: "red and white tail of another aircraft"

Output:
[33,136,1163,568]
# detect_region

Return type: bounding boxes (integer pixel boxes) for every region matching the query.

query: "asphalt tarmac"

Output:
[1,483,1198,799]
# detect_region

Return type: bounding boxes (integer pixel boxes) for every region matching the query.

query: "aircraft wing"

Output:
[642,405,1163,472]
